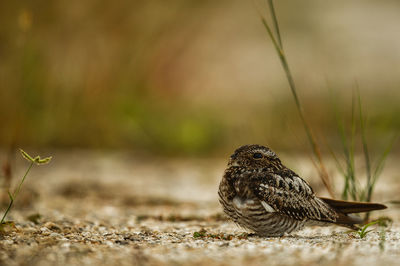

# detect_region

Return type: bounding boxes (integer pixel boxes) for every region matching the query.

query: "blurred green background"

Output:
[1,0,399,156]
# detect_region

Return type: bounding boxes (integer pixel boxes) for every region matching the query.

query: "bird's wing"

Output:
[251,169,338,222]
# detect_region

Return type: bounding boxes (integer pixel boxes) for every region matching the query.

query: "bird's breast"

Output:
[232,196,255,210]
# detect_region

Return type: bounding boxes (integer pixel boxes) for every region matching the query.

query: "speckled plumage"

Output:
[218,144,387,237]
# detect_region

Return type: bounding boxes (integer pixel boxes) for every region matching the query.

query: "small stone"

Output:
[23,227,37,234]
[82,231,91,238]
[40,227,51,236]
[44,222,61,232]
[49,232,61,238]
[3,240,13,245]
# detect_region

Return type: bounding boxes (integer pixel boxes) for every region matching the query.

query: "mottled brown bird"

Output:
[218,144,387,237]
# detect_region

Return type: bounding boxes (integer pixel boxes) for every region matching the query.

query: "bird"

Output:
[218,144,387,237]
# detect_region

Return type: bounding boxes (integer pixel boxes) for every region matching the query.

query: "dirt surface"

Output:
[0,150,399,266]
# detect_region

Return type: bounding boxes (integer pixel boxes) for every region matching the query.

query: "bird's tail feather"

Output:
[320,197,387,214]
[318,197,386,227]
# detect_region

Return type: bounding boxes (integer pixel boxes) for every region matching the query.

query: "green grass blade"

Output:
[358,220,379,238]
[14,162,34,199]
[261,18,283,58]
[7,191,13,201]
[20,149,35,162]
[260,2,334,197]
[330,90,355,200]
[349,92,357,200]
[267,0,282,48]
[357,89,371,202]
[368,134,398,202]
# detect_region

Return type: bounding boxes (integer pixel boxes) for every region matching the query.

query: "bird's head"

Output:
[228,144,281,169]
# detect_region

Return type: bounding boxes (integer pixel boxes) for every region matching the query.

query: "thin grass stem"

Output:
[0,199,13,224]
[358,91,371,202]
[1,161,34,224]
[267,0,282,48]
[262,1,334,197]
[349,93,357,200]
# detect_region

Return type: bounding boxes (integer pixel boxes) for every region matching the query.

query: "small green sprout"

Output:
[193,229,207,238]
[20,149,52,165]
[357,220,380,239]
[0,149,52,227]
[193,229,247,241]
[353,217,392,248]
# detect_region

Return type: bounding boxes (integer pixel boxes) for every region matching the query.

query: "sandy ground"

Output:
[0,150,399,266]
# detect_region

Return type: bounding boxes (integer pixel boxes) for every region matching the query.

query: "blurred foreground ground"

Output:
[0,150,399,266]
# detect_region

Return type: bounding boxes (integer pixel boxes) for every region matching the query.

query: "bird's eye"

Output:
[253,152,263,159]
